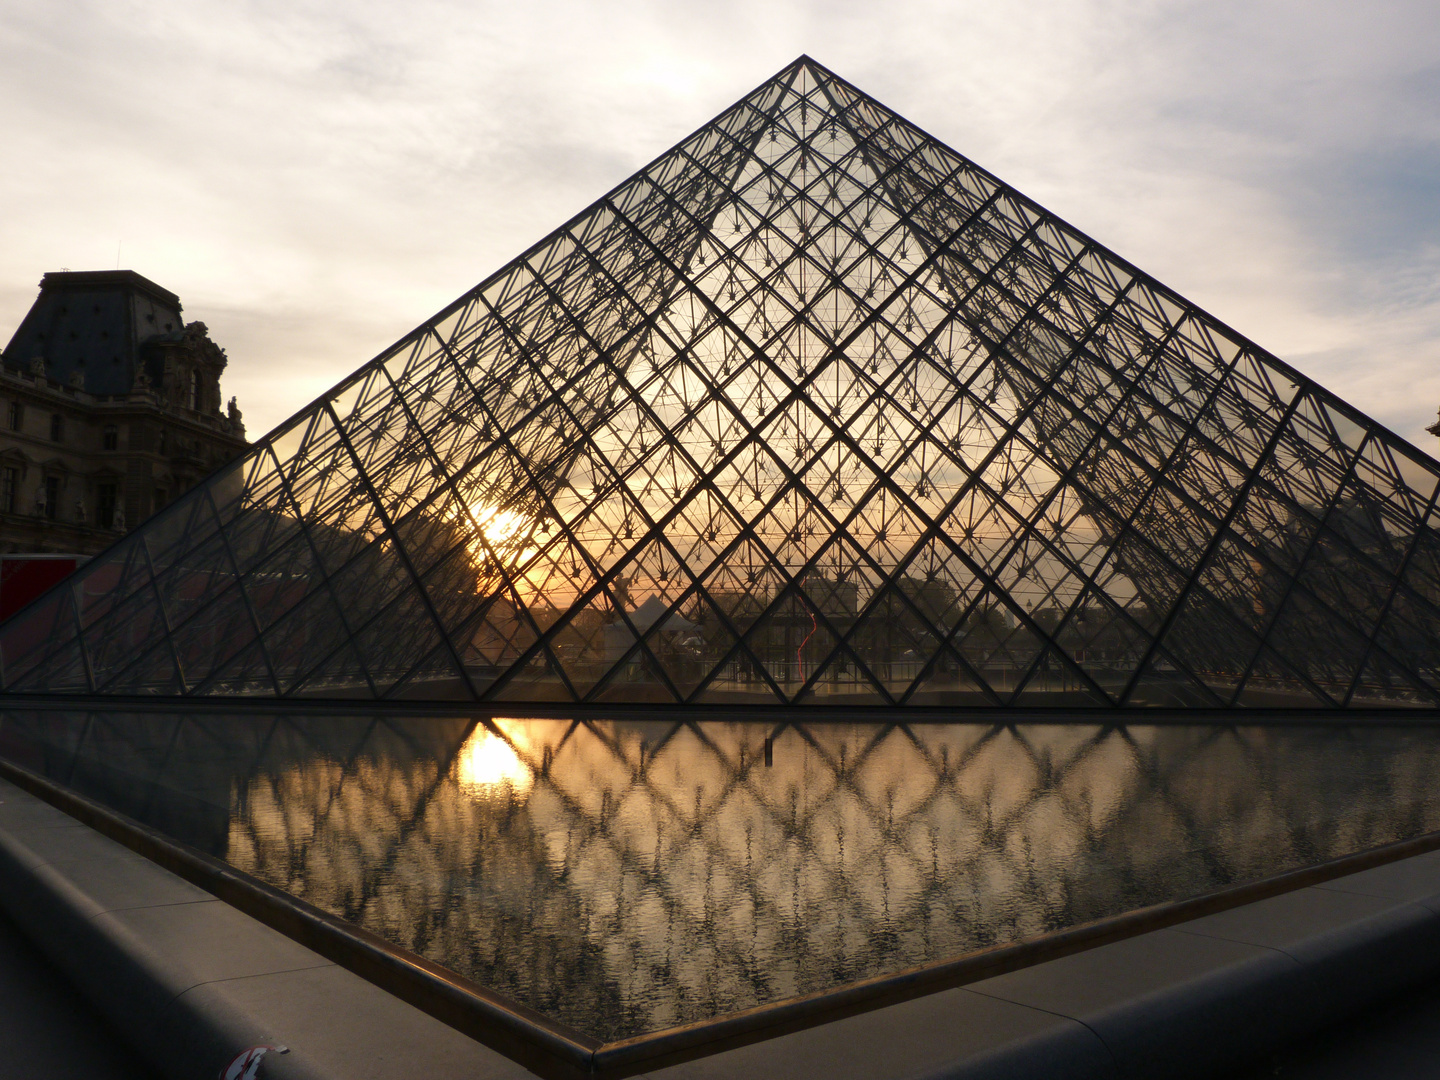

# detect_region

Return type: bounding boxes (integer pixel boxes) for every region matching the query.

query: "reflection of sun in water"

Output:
[456,724,534,801]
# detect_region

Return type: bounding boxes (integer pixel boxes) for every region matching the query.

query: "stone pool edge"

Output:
[5,765,1440,1080]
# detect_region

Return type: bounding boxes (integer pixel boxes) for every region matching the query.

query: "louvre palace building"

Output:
[0,270,248,555]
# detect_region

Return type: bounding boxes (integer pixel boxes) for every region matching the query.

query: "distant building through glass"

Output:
[1,57,1437,709]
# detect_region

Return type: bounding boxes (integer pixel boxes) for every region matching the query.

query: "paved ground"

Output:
[0,905,145,1080]
[4,891,1440,1080]
[1237,981,1440,1079]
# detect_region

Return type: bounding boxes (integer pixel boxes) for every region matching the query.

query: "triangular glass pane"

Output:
[196,640,277,697]
[254,584,353,693]
[1368,596,1440,696]
[14,636,90,694]
[1052,590,1153,702]
[586,636,683,704]
[902,640,999,706]
[848,584,939,699]
[739,586,846,702]
[1012,648,1112,707]
[1158,588,1263,703]
[169,585,256,690]
[488,648,576,703]
[1348,649,1439,708]
[793,641,888,705]
[950,597,1045,701]
[385,642,472,701]
[240,534,326,635]
[101,641,182,697]
[142,488,219,581]
[1126,648,1228,708]
[0,587,80,689]
[326,535,415,631]
[1263,587,1372,704]
[1234,646,1332,709]
[288,639,376,700]
[74,537,151,627]
[151,530,239,633]
[690,646,786,704]
[84,587,172,689]
[638,589,738,703]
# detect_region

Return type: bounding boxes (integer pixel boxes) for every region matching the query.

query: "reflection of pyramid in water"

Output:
[6,56,1440,708]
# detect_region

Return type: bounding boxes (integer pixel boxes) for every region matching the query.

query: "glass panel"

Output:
[101,641,181,696]
[170,585,255,690]
[288,639,377,700]
[1348,649,1439,708]
[490,647,576,703]
[385,642,473,701]
[1235,646,1332,708]
[85,588,171,690]
[0,588,79,689]
[1011,648,1112,707]
[198,640,277,697]
[73,539,150,630]
[2,57,1433,712]
[1126,648,1227,708]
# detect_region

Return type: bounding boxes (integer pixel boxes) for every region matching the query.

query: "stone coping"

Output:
[4,772,1440,1080]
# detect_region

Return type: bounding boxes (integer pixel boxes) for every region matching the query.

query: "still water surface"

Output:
[3,711,1440,1040]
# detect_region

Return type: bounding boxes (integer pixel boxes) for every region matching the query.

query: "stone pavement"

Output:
[0,904,144,1080]
[1239,979,1440,1079]
[4,885,1440,1080]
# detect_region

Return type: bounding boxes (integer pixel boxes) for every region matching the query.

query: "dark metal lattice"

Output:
[3,56,1439,707]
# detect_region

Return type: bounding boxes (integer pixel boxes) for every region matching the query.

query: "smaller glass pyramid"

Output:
[4,56,1438,709]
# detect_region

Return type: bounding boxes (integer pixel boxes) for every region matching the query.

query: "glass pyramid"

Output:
[5,56,1439,709]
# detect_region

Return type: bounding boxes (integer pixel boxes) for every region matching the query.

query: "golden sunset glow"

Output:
[456,723,534,800]
[469,505,529,547]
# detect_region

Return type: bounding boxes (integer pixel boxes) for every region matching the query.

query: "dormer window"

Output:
[189,369,201,410]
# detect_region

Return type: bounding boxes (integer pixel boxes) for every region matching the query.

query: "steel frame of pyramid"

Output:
[4,56,1440,709]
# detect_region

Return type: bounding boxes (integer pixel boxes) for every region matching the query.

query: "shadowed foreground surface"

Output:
[4,866,1440,1080]
[1239,978,1440,1079]
[0,905,144,1080]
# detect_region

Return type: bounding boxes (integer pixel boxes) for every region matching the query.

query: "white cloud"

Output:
[1,0,1437,447]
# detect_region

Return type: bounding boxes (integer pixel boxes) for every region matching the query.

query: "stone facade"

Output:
[0,270,248,555]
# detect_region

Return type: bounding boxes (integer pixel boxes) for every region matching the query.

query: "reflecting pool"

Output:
[3,711,1440,1040]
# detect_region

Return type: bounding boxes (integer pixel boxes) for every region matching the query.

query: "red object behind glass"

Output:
[0,554,89,620]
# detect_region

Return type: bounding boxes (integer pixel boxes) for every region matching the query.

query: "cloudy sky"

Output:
[1,0,1437,448]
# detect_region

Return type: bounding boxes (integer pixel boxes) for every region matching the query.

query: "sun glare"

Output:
[470,504,529,546]
[456,724,534,800]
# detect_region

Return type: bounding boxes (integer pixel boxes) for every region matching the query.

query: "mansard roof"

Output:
[4,270,187,395]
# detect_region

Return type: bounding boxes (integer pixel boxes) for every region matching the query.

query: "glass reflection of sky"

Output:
[5,711,1440,1041]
